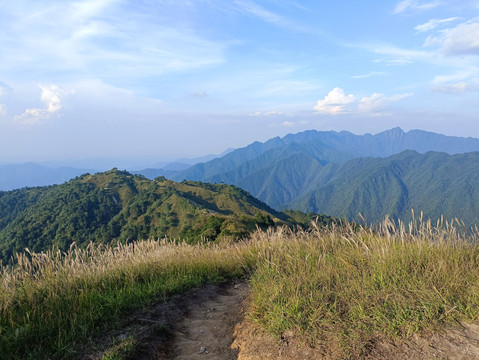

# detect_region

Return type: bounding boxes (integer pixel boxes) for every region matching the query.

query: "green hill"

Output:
[0,169,334,264]
[289,150,479,226]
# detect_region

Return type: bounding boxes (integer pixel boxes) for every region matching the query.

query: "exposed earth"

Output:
[83,281,479,360]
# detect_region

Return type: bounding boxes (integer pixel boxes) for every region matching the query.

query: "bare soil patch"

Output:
[232,318,479,360]
[155,281,248,360]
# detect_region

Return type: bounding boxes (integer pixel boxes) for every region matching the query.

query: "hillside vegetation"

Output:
[0,169,335,264]
[1,218,479,359]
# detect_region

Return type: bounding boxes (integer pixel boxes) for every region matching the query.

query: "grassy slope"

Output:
[1,218,479,359]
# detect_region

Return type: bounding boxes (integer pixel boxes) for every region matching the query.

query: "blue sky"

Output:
[1,0,478,163]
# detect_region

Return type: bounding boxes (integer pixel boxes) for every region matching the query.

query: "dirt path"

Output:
[155,281,248,360]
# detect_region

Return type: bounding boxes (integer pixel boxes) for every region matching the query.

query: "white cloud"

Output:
[358,93,413,112]
[314,88,412,115]
[0,104,6,116]
[282,121,294,127]
[393,0,440,14]
[415,17,459,33]
[14,84,68,125]
[314,88,355,114]
[424,21,479,55]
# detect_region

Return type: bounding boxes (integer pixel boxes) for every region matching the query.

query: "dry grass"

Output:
[0,239,251,359]
[248,215,479,358]
[1,214,479,359]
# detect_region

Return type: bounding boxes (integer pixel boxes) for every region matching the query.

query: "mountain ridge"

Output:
[136,128,479,225]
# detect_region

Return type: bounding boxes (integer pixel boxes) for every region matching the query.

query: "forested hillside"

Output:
[0,169,334,263]
[290,150,479,226]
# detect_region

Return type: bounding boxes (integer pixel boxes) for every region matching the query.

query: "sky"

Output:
[1,0,479,164]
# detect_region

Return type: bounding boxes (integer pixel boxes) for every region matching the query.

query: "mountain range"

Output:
[2,127,479,230]
[0,149,234,191]
[137,128,479,227]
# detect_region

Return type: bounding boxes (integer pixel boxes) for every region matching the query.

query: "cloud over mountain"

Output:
[315,88,412,115]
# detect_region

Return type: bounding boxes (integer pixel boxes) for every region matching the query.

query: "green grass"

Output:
[1,215,479,359]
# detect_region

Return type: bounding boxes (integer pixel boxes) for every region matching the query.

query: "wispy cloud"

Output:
[424,20,479,56]
[358,93,413,113]
[14,84,69,125]
[430,81,479,93]
[430,67,479,93]
[234,0,284,24]
[415,17,459,33]
[232,0,316,34]
[393,0,441,14]
[371,45,432,63]
[374,58,414,66]
[249,111,283,117]
[0,1,226,84]
[352,71,387,79]
[314,88,412,115]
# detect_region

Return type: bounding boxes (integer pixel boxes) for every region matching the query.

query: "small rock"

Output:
[200,329,205,333]
[199,346,207,354]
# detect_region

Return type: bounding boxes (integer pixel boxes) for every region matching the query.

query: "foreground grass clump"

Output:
[248,218,479,358]
[0,239,251,359]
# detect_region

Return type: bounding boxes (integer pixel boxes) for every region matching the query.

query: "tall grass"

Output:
[1,216,479,359]
[248,217,479,358]
[0,239,251,359]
